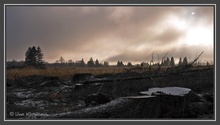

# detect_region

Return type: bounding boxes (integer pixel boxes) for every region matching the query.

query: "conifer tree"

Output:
[87,57,95,67]
[81,58,85,67]
[95,59,100,67]
[36,46,44,65]
[25,46,44,67]
[178,57,182,66]
[182,57,188,65]
[127,62,132,67]
[104,61,109,67]
[170,57,175,66]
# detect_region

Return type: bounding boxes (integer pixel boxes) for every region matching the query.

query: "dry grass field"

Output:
[6,67,129,80]
[6,65,213,81]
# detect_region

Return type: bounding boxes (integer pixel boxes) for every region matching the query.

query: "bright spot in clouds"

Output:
[167,10,213,48]
[183,26,213,46]
[167,15,187,30]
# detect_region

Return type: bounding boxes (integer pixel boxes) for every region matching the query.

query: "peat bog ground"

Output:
[6,65,214,120]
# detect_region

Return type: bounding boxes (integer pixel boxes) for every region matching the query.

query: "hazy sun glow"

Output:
[167,13,213,47]
[183,27,213,46]
[167,16,187,30]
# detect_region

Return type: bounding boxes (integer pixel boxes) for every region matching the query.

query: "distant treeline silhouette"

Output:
[6,46,211,68]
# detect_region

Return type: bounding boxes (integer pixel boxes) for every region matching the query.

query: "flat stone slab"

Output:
[125,95,156,99]
[140,87,192,96]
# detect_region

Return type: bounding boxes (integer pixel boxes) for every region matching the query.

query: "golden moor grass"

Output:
[6,65,212,80]
[6,67,128,80]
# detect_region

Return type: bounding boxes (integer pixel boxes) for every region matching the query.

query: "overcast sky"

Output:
[6,5,214,64]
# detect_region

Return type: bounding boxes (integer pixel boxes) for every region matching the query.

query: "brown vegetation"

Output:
[7,65,213,81]
[6,67,128,80]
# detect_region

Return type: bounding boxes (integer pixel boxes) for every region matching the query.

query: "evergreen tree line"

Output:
[22,46,211,68]
[24,46,44,68]
[54,57,132,67]
[161,57,188,66]
[54,57,110,67]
